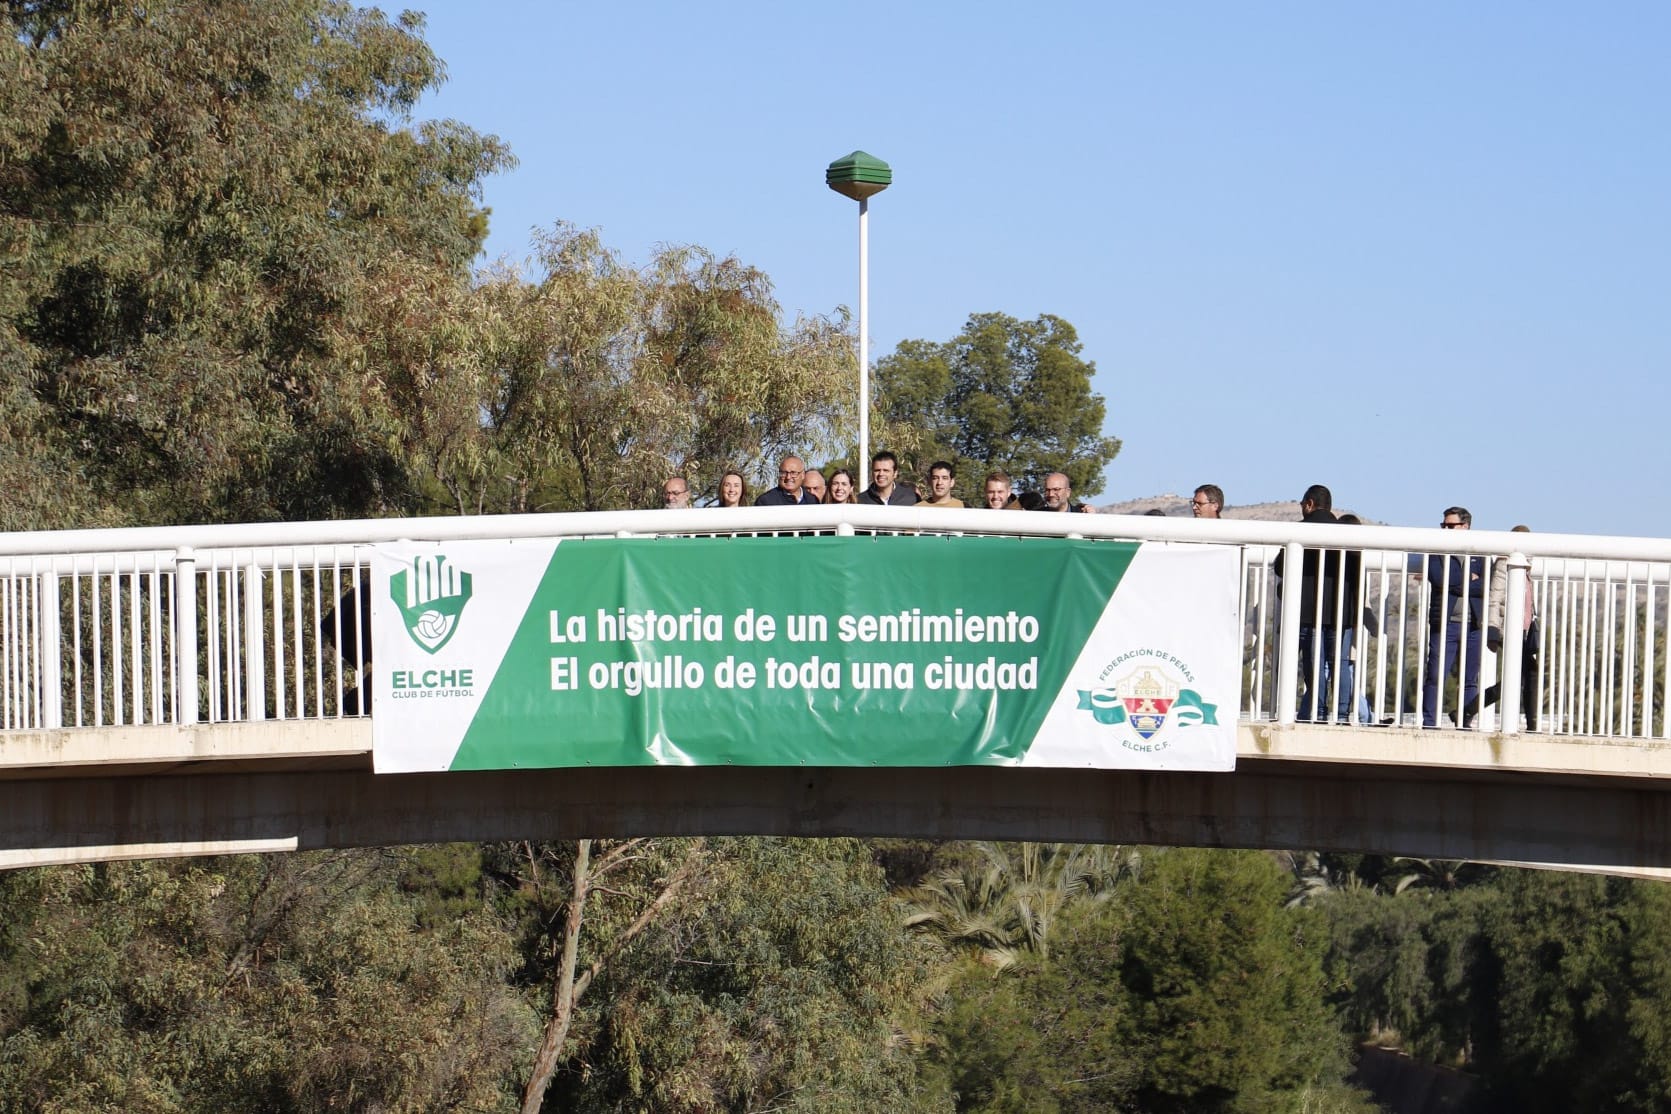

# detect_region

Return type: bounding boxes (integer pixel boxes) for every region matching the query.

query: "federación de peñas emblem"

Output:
[1076,652,1218,752]
[390,554,473,654]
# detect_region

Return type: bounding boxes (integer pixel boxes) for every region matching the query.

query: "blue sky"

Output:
[409,2,1670,537]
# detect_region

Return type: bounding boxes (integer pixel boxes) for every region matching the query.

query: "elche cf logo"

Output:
[391,554,473,654]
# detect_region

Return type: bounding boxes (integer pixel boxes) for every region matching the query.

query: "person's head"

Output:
[661,476,690,509]
[1511,524,1531,534]
[1018,490,1046,512]
[1192,484,1224,519]
[928,460,956,501]
[983,471,1013,510]
[718,470,746,508]
[776,455,805,495]
[1144,508,1166,516]
[1338,513,1362,526]
[827,468,857,504]
[870,451,899,492]
[1442,506,1471,530]
[802,469,826,503]
[1042,472,1072,511]
[1301,484,1333,515]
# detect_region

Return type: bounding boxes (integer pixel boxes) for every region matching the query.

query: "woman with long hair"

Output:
[825,468,859,505]
[715,469,747,508]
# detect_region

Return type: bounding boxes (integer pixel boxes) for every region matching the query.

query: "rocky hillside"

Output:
[1095,494,1372,522]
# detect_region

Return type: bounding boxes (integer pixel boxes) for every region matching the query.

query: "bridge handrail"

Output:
[0,505,1669,562]
[0,507,1664,746]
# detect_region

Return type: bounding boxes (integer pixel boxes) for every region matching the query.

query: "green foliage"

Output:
[924,847,1357,1114]
[868,838,953,891]
[926,900,1142,1114]
[1318,864,1671,1112]
[903,841,1133,967]
[415,226,855,515]
[530,837,946,1113]
[873,312,1120,498]
[0,853,535,1111]
[0,0,512,527]
[398,842,489,929]
[1468,869,1669,1113]
[1322,883,1493,1063]
[1117,849,1349,1113]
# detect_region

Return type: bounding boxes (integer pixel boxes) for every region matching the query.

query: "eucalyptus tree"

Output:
[426,225,854,515]
[496,837,943,1114]
[0,853,534,1111]
[0,0,512,527]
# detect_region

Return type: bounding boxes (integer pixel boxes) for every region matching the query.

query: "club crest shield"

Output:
[390,554,473,654]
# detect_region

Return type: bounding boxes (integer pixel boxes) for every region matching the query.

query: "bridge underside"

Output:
[3,720,1670,876]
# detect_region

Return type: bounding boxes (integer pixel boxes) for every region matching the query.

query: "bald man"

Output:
[754,455,819,506]
[1033,472,1092,514]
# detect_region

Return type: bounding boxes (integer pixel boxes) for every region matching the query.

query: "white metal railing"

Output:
[0,506,1664,742]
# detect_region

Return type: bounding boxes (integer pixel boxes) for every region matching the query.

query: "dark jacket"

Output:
[1409,551,1487,628]
[1274,508,1361,627]
[754,486,819,507]
[858,485,920,506]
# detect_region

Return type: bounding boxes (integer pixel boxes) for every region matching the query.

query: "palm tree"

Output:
[1387,856,1492,894]
[902,841,1135,967]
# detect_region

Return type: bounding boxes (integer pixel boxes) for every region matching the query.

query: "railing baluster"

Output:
[270,553,284,721]
[291,550,304,720]
[1276,541,1302,726]
[1617,581,1630,734]
[71,568,82,728]
[311,553,324,718]
[128,567,142,727]
[1502,553,1529,736]
[176,548,198,726]
[40,562,59,730]
[206,557,222,722]
[4,570,16,730]
[244,556,264,722]
[226,564,240,720]
[148,556,163,726]
[91,564,104,727]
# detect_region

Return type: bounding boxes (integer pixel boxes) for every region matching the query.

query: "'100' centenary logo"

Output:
[391,554,474,654]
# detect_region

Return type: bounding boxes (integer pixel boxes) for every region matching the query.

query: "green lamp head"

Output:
[826,150,892,202]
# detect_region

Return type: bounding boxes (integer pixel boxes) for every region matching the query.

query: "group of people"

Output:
[1271,483,1539,732]
[661,452,1097,514]
[662,465,1540,732]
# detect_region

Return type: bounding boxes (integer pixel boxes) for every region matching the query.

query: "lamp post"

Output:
[825,151,891,472]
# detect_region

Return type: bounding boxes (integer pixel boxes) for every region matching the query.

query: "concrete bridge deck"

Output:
[1,505,1668,872]
[5,717,1671,877]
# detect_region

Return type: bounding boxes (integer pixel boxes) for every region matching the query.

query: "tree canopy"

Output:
[22,6,1671,1114]
[403,226,854,515]
[0,0,511,527]
[872,312,1120,497]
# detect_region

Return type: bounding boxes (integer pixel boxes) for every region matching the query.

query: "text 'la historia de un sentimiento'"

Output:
[547,607,1044,696]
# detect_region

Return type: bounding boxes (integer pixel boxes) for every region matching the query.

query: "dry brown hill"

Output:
[1096,494,1373,522]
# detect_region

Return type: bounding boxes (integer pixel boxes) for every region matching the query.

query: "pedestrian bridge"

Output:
[2,506,1670,876]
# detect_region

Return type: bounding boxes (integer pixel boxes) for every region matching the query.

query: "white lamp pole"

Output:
[826,152,892,472]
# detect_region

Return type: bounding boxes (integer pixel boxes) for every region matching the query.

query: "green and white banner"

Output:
[370,536,1240,773]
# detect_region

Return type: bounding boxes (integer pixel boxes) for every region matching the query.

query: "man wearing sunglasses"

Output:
[1409,506,1486,727]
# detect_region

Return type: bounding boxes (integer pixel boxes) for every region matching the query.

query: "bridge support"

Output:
[2,759,1670,878]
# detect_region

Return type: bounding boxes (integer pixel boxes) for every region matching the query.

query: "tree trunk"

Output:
[520,837,591,1114]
